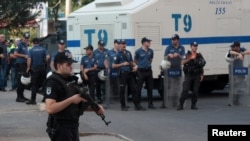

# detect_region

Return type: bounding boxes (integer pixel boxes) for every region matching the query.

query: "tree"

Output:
[0,0,48,36]
[48,0,94,21]
[0,0,94,37]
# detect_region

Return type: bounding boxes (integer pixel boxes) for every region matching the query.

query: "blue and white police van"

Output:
[66,0,250,93]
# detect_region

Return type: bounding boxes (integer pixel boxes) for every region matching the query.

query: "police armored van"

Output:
[66,0,250,93]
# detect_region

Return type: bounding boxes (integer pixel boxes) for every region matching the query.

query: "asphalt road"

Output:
[0,87,249,141]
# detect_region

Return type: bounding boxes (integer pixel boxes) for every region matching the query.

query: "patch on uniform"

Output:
[46,87,52,95]
[114,56,117,60]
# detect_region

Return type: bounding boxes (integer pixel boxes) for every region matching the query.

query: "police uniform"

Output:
[164,34,185,69]
[15,33,30,102]
[0,44,3,65]
[80,45,96,100]
[43,52,83,141]
[228,41,246,67]
[227,41,247,105]
[26,38,49,105]
[106,40,121,99]
[93,40,109,102]
[0,38,7,91]
[50,39,72,72]
[177,42,206,110]
[115,40,145,111]
[134,37,155,109]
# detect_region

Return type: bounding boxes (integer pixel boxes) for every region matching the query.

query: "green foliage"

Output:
[0,0,48,36]
[0,0,94,37]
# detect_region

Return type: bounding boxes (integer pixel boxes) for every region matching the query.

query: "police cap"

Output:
[84,45,94,50]
[58,39,65,45]
[190,41,198,46]
[32,38,40,44]
[230,41,240,48]
[141,37,152,44]
[171,34,180,40]
[23,32,30,39]
[98,40,105,46]
[114,39,121,44]
[120,39,126,44]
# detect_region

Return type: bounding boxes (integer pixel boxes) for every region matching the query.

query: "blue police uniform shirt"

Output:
[134,47,154,69]
[232,47,246,67]
[50,50,71,62]
[107,49,120,77]
[93,48,109,69]
[80,55,96,75]
[164,44,185,68]
[116,50,133,72]
[16,41,29,63]
[28,46,48,68]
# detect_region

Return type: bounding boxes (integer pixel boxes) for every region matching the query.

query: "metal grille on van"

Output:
[136,23,161,50]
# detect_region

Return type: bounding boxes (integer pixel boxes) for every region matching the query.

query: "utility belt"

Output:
[86,70,96,76]
[138,67,151,72]
[184,68,202,75]
[97,67,105,70]
[120,70,131,74]
[31,65,46,72]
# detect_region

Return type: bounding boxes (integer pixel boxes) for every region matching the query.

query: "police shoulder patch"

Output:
[46,87,52,95]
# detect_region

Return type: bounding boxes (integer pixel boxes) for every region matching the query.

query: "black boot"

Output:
[177,104,184,110]
[191,104,198,110]
[177,99,184,110]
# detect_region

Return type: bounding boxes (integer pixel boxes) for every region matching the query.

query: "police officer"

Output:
[50,39,72,72]
[177,41,206,110]
[0,34,8,91]
[44,52,104,141]
[106,39,121,100]
[228,41,250,65]
[14,32,30,102]
[80,45,97,100]
[164,34,185,68]
[134,37,155,109]
[0,39,3,72]
[115,39,145,111]
[26,38,50,105]
[93,40,109,103]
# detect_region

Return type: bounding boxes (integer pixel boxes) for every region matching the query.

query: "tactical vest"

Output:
[183,53,206,75]
[45,74,84,125]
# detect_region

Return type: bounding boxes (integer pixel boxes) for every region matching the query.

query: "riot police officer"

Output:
[177,41,206,110]
[115,40,145,111]
[164,34,185,68]
[44,52,104,141]
[134,37,155,109]
[14,32,30,102]
[80,45,97,100]
[26,38,50,105]
[93,40,109,103]
[164,34,185,107]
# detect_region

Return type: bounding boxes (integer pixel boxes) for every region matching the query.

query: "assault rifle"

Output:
[69,82,111,126]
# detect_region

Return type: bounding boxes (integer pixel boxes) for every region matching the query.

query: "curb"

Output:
[79,132,134,141]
